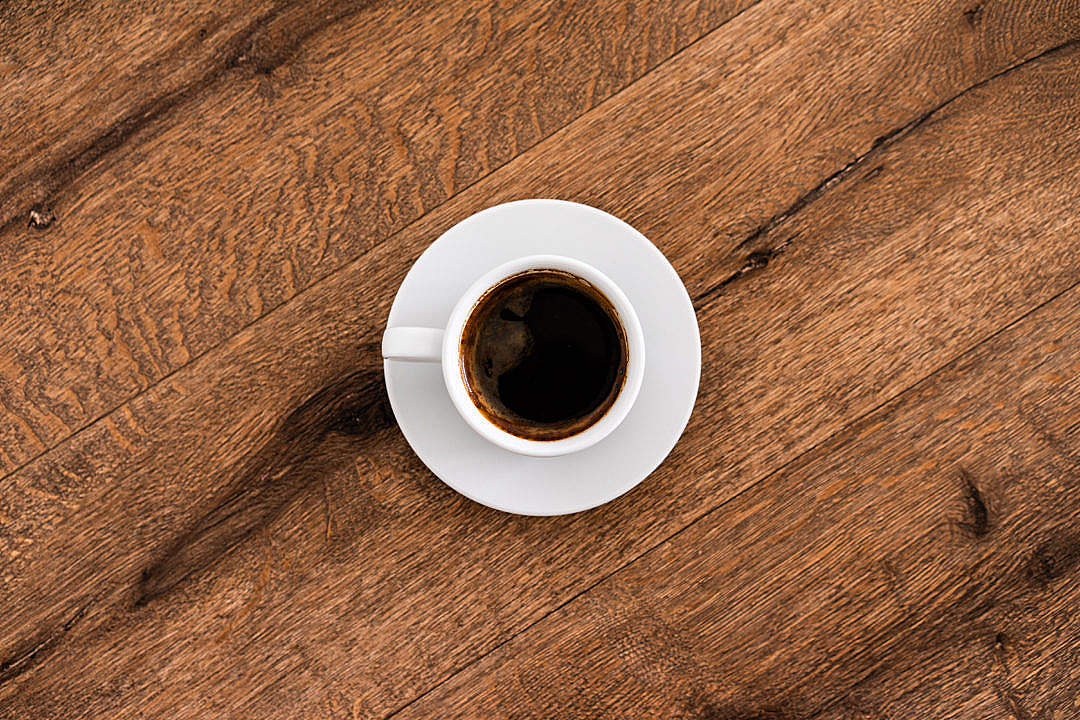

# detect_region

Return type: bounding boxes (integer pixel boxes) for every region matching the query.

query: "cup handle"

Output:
[382,327,445,362]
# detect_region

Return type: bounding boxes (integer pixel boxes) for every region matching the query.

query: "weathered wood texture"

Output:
[1,0,1079,718]
[400,272,1080,720]
[0,0,747,472]
[3,0,1078,472]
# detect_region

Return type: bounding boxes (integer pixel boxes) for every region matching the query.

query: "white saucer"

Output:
[383,200,701,515]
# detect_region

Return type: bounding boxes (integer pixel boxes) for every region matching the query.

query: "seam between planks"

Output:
[0,0,371,232]
[0,7,1075,709]
[377,40,1080,718]
[1,9,1074,697]
[380,279,1080,719]
[0,0,767,489]
[693,35,1080,307]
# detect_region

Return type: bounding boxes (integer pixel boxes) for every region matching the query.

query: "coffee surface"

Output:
[460,270,627,441]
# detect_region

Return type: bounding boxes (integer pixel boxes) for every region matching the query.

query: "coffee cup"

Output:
[382,254,645,457]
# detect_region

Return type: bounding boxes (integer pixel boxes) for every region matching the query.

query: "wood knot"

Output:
[957,469,990,538]
[963,4,982,28]
[1025,532,1080,587]
[742,250,773,273]
[993,631,1010,668]
[733,239,792,281]
[28,206,56,229]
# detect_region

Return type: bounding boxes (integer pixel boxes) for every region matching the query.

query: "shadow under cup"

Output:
[458,268,629,442]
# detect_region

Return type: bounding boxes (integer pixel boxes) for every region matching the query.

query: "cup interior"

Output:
[442,255,644,457]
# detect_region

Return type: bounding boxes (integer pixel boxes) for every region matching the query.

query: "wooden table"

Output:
[2,1,1079,717]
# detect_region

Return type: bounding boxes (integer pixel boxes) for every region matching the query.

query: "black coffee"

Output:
[460,270,627,441]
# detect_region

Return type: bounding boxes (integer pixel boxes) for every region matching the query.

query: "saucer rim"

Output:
[384,199,701,516]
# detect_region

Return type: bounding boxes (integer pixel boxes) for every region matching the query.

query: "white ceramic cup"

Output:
[382,254,645,457]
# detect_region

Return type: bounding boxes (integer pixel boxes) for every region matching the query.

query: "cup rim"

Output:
[441,254,645,457]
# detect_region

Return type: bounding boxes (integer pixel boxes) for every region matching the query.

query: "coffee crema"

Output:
[459,269,627,441]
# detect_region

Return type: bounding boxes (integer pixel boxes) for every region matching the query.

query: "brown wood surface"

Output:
[2,0,1079,718]
[402,274,1080,720]
[0,0,746,472]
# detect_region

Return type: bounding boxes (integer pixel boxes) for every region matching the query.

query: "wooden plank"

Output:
[0,0,740,226]
[0,0,276,222]
[0,0,746,471]
[2,0,1077,475]
[395,284,1080,720]
[2,17,1079,720]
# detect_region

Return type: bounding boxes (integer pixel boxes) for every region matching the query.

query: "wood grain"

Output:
[0,0,746,472]
[3,0,1078,475]
[398,276,1080,720]
[0,0,279,224]
[2,6,1079,718]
